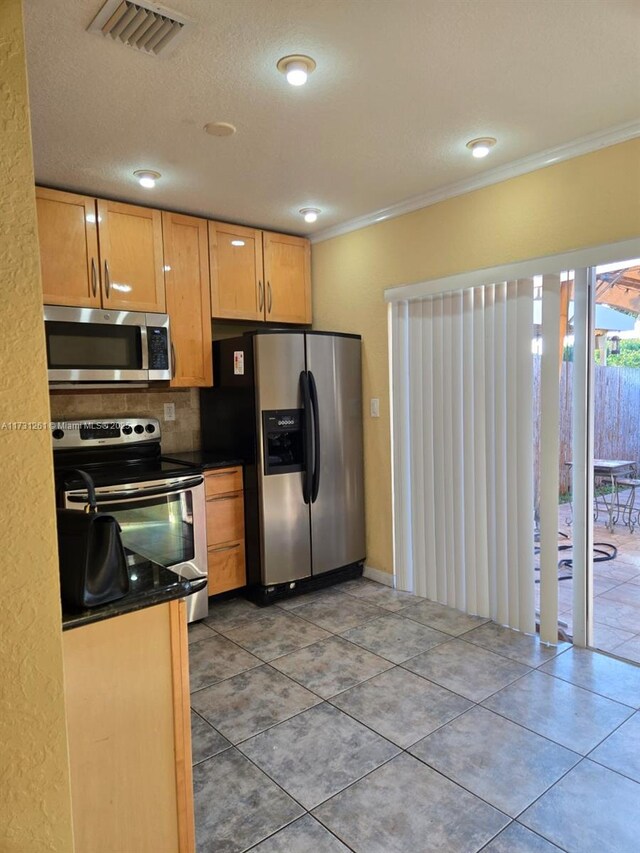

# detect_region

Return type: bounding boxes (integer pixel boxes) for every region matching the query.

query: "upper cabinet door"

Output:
[96,200,165,312]
[36,187,100,307]
[263,232,311,324]
[209,222,264,321]
[162,212,213,388]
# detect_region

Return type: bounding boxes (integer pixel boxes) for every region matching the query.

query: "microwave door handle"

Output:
[140,325,149,370]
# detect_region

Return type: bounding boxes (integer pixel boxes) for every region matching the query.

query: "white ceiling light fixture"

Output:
[204,121,236,137]
[466,137,497,159]
[300,207,320,223]
[133,169,161,188]
[277,54,316,87]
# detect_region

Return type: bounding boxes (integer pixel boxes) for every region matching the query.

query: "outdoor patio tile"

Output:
[239,703,400,810]
[191,665,321,743]
[481,822,563,852]
[589,712,640,783]
[313,753,509,853]
[609,634,640,663]
[540,646,640,707]
[190,710,231,764]
[401,599,490,635]
[600,581,640,606]
[218,610,330,661]
[269,635,392,698]
[330,666,472,748]
[483,670,633,754]
[193,748,303,853]
[403,638,530,702]
[188,634,261,692]
[410,706,579,817]
[339,613,450,663]
[337,578,425,611]
[250,815,350,852]
[203,596,270,631]
[590,623,637,653]
[463,622,570,668]
[520,759,640,853]
[292,595,386,633]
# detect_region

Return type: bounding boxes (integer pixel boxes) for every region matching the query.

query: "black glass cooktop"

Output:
[54,455,203,490]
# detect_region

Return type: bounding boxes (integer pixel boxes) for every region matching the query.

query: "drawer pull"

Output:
[207,494,240,502]
[207,470,239,477]
[210,543,240,553]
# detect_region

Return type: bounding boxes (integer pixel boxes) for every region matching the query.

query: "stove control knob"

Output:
[52,428,64,440]
[145,423,156,433]
[122,425,133,435]
[134,424,145,435]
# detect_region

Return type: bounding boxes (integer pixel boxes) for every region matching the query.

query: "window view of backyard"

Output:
[534,261,640,660]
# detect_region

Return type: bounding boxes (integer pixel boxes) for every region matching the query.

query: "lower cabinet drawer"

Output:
[205,492,244,544]
[207,540,246,595]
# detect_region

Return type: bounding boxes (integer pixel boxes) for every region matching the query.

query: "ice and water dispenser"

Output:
[262,410,304,474]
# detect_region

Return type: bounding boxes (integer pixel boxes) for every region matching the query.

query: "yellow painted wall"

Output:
[0,1,74,849]
[312,138,640,576]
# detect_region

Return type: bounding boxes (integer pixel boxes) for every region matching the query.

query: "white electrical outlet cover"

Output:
[370,398,380,418]
[164,402,176,422]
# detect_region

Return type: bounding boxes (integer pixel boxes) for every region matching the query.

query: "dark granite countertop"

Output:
[62,552,207,630]
[161,451,244,471]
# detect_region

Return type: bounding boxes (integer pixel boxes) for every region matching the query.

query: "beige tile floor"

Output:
[537,499,640,661]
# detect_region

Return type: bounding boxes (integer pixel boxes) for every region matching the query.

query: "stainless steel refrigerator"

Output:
[200,331,365,604]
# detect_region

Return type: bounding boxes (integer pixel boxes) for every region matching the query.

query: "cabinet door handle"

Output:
[258,280,264,311]
[207,494,240,502]
[104,260,111,298]
[208,470,239,477]
[91,258,98,297]
[210,543,240,553]
[267,281,272,314]
[171,342,176,380]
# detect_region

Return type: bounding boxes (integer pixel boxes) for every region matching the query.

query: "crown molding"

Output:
[311,120,640,244]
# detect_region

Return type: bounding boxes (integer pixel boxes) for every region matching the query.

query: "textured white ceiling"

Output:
[24,0,640,236]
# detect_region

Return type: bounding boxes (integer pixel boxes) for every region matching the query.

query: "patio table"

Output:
[566,459,637,532]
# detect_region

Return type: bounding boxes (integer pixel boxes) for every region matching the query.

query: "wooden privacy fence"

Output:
[532,358,640,496]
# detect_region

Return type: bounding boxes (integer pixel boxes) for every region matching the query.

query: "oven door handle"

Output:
[67,476,204,504]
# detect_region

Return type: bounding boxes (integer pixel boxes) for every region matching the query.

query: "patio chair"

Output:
[617,463,640,533]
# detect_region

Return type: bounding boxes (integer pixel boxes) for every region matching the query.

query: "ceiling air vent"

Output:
[87,0,193,57]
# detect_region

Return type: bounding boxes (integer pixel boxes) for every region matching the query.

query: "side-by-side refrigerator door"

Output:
[254,333,311,585]
[306,334,365,575]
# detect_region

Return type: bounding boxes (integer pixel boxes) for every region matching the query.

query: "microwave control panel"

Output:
[148,327,169,370]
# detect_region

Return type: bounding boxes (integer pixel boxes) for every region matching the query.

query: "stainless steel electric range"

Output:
[52,417,208,622]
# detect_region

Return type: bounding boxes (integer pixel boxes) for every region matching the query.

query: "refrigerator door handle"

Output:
[300,370,312,504]
[309,370,321,503]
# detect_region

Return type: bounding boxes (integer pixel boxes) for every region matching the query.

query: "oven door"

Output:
[64,475,207,621]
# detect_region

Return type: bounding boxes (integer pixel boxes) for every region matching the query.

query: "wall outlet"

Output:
[370,398,380,418]
[163,402,176,422]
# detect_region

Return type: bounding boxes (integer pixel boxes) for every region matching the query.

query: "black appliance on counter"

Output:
[52,417,208,622]
[200,331,366,604]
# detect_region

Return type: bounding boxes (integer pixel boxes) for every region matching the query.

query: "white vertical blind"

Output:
[392,279,536,632]
[539,274,561,643]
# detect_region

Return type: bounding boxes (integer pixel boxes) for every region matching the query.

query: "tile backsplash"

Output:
[49,388,200,454]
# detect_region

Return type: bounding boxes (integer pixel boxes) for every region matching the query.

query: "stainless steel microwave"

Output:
[44,306,171,385]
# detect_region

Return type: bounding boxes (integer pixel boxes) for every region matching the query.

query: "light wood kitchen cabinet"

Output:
[35,187,101,307]
[205,467,246,595]
[63,599,195,853]
[97,199,165,312]
[209,222,264,321]
[162,212,213,387]
[36,187,166,313]
[210,225,311,324]
[263,230,311,324]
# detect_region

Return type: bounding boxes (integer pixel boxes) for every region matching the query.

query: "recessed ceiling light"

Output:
[204,121,236,137]
[466,137,497,159]
[277,54,316,86]
[300,207,320,223]
[231,239,245,247]
[133,169,161,188]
